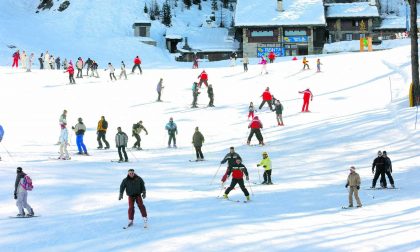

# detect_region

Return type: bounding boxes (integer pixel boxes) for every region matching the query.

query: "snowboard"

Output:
[217,196,249,204]
[10,215,40,218]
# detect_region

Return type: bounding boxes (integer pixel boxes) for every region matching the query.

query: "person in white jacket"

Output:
[26,53,34,72]
[59,123,70,160]
[44,51,50,70]
[20,50,27,69]
[107,63,117,81]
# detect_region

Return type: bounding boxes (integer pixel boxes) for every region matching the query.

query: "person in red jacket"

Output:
[132,56,142,74]
[258,87,274,111]
[299,88,313,112]
[247,116,264,145]
[12,50,20,68]
[197,70,208,88]
[268,51,275,63]
[222,158,250,201]
[64,64,76,84]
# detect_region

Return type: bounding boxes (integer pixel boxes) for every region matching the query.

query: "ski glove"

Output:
[119,194,123,200]
[142,192,146,199]
[356,186,360,190]
[257,164,260,167]
[345,183,349,188]
[14,193,17,200]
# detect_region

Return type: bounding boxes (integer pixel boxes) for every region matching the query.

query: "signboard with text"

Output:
[257,47,285,57]
[283,36,308,43]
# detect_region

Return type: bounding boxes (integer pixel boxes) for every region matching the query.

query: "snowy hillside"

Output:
[0,42,420,251]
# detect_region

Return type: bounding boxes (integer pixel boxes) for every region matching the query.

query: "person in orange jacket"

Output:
[302,57,310,70]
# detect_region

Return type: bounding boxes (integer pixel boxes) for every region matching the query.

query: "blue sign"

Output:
[257,47,285,57]
[283,36,308,43]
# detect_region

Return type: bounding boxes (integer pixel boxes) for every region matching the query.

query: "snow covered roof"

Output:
[326,2,380,18]
[235,0,325,27]
[378,16,406,30]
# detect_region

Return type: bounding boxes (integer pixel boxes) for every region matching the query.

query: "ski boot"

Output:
[16,213,25,217]
[104,146,110,150]
[261,181,267,185]
[27,208,34,217]
[97,146,103,149]
[246,195,250,201]
[223,194,228,199]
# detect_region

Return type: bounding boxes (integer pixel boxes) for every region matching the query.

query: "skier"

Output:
[97,116,110,149]
[119,169,148,228]
[274,99,284,126]
[0,124,3,161]
[220,146,242,183]
[132,56,143,74]
[259,56,268,74]
[20,50,27,69]
[207,84,214,107]
[371,151,386,188]
[55,56,61,70]
[90,60,99,78]
[156,78,164,102]
[64,64,76,84]
[49,55,55,69]
[14,167,34,217]
[299,88,313,112]
[197,70,208,88]
[192,54,199,69]
[12,50,20,68]
[132,121,148,150]
[165,117,178,148]
[259,87,274,111]
[84,57,93,76]
[223,158,251,201]
[382,151,395,188]
[247,116,264,145]
[57,109,67,144]
[268,51,275,63]
[26,53,34,72]
[192,127,205,161]
[107,63,117,81]
[44,51,50,69]
[115,127,129,162]
[345,166,362,208]
[72,117,88,155]
[316,58,322,72]
[257,151,272,184]
[192,82,200,108]
[302,56,310,70]
[230,51,237,67]
[242,54,249,72]
[76,57,83,78]
[119,61,128,80]
[59,123,70,160]
[38,53,44,69]
[248,102,255,120]
[62,58,68,70]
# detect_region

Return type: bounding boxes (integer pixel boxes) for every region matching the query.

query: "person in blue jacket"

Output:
[165,117,178,148]
[0,124,4,161]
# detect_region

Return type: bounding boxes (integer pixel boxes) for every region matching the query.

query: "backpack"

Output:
[102,120,108,129]
[20,175,33,191]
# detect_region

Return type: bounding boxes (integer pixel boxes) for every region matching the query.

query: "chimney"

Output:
[277,0,283,12]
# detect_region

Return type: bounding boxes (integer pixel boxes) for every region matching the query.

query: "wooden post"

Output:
[360,38,364,52]
[368,37,373,52]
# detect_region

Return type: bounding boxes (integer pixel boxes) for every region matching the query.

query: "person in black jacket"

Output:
[371,151,386,188]
[192,82,200,108]
[119,169,148,227]
[382,151,395,188]
[84,57,93,76]
[207,84,214,107]
[220,147,242,183]
[223,158,250,201]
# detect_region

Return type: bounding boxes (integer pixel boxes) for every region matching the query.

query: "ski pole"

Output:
[247,179,254,196]
[128,148,139,162]
[210,163,222,185]
[218,182,225,197]
[257,165,261,183]
[1,142,15,161]
[415,97,419,130]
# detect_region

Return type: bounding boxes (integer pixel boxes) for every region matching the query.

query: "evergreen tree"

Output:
[144,2,148,13]
[222,0,228,8]
[162,1,172,27]
[153,0,161,20]
[211,0,218,11]
[230,15,234,27]
[198,3,202,10]
[193,0,201,4]
[184,0,192,9]
[149,3,155,20]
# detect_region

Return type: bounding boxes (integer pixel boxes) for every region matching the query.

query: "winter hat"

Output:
[195,127,199,131]
[17,167,22,173]
[254,116,259,119]
[262,152,268,156]
[128,168,135,172]
[78,117,83,122]
[383,151,387,154]
[350,166,356,172]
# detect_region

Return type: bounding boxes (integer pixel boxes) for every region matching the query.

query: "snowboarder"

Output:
[76,57,83,78]
[20,50,27,69]
[38,53,44,70]
[156,78,164,102]
[316,58,322,72]
[371,151,386,188]
[12,50,20,68]
[132,56,143,74]
[64,64,76,84]
[223,158,251,201]
[197,70,208,88]
[207,84,214,107]
[268,51,275,63]
[345,166,362,208]
[90,61,99,78]
[242,54,249,72]
[165,117,178,148]
[302,57,310,70]
[257,151,272,184]
[119,61,128,80]
[299,88,313,112]
[26,53,34,72]
[247,116,264,145]
[274,99,284,126]
[59,123,70,160]
[107,63,117,81]
[248,102,255,120]
[115,127,128,162]
[55,56,61,70]
[72,117,88,155]
[84,57,93,76]
[381,151,395,188]
[220,147,242,183]
[259,56,268,74]
[97,116,110,149]
[192,54,199,69]
[0,124,3,161]
[192,82,200,108]
[192,127,205,161]
[259,87,274,111]
[119,169,148,227]
[132,121,148,150]
[14,167,34,217]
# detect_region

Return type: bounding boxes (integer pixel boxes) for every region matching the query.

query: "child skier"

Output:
[345,166,362,208]
[316,58,322,72]
[257,152,272,184]
[64,64,76,84]
[248,102,255,120]
[242,54,249,72]
[223,158,251,201]
[119,61,127,80]
[59,123,70,160]
[157,78,164,102]
[259,56,268,74]
[302,57,310,70]
[14,167,34,217]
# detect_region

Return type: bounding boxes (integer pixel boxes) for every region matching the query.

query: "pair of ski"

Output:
[217,196,249,204]
[189,159,206,162]
[111,160,130,163]
[365,187,399,190]
[123,221,148,229]
[341,206,362,210]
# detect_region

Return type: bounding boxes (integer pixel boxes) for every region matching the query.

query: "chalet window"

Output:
[284,29,307,36]
[251,30,274,37]
[352,21,359,27]
[139,27,146,37]
[359,33,366,39]
[345,33,353,41]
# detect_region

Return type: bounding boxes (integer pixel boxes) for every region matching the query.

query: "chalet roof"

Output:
[235,0,325,27]
[326,2,379,18]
